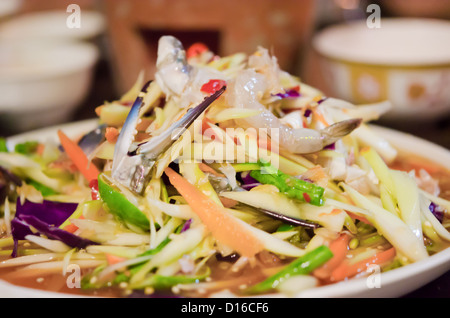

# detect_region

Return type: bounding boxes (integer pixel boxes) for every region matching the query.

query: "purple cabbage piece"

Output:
[274,88,301,99]
[180,219,192,233]
[240,171,261,190]
[241,183,262,190]
[429,202,444,223]
[14,199,78,229]
[317,97,328,105]
[241,171,258,184]
[19,214,98,249]
[11,199,97,257]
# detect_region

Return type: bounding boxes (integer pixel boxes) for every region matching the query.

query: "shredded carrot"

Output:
[165,167,264,258]
[219,196,238,208]
[312,108,329,127]
[313,233,350,279]
[330,208,343,215]
[136,117,153,131]
[105,127,120,143]
[63,215,84,233]
[302,165,329,188]
[198,162,225,177]
[318,208,343,218]
[347,211,372,225]
[330,247,396,282]
[63,223,78,233]
[202,117,222,141]
[94,105,103,117]
[257,135,274,152]
[57,130,100,182]
[36,143,45,156]
[106,254,127,265]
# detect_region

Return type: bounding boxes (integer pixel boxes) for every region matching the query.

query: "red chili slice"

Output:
[200,79,227,95]
[89,179,100,200]
[187,42,209,59]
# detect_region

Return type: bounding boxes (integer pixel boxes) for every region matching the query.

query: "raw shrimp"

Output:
[228,69,361,154]
[155,36,361,154]
[155,36,227,109]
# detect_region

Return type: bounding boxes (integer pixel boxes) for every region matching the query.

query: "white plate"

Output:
[2,120,450,298]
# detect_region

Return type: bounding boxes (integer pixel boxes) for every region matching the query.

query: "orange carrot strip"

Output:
[347,211,372,225]
[312,108,329,127]
[105,127,120,143]
[330,247,396,282]
[164,167,264,258]
[63,215,85,234]
[319,208,343,218]
[63,223,79,234]
[106,254,127,265]
[198,162,225,177]
[313,233,350,279]
[36,143,45,156]
[219,196,238,208]
[57,130,100,182]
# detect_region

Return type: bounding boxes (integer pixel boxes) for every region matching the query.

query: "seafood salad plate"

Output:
[0,36,449,298]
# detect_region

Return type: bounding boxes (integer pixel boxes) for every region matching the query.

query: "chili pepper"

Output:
[186,42,209,59]
[200,79,227,95]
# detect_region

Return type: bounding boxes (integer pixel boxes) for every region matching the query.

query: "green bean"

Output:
[245,245,333,294]
[250,163,325,206]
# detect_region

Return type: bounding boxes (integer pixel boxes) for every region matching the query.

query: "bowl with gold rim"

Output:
[312,18,450,121]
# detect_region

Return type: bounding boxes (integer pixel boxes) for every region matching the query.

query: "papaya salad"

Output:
[0,36,449,298]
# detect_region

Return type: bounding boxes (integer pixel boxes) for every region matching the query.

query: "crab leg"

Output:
[111,83,226,194]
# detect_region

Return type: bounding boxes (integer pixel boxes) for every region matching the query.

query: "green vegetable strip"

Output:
[14,141,39,155]
[0,138,8,153]
[249,163,325,206]
[26,179,58,197]
[246,245,333,294]
[359,233,387,247]
[129,238,171,275]
[136,268,211,289]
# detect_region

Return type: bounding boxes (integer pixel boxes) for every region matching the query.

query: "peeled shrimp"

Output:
[228,69,361,154]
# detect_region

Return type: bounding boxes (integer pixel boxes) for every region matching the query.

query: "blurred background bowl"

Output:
[0,39,99,133]
[312,18,450,122]
[0,0,22,19]
[0,9,105,133]
[0,10,105,41]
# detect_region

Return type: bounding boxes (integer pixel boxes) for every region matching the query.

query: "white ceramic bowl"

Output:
[1,119,449,298]
[0,40,99,132]
[0,10,105,41]
[0,0,22,18]
[313,18,450,121]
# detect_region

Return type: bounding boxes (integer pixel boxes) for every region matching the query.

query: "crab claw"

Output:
[111,84,226,194]
[111,81,153,190]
